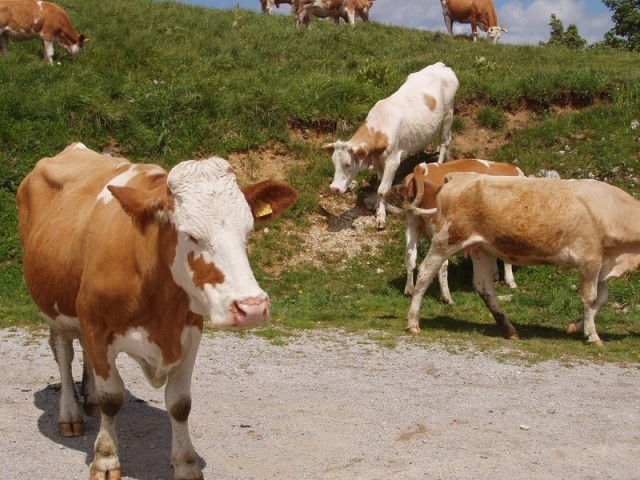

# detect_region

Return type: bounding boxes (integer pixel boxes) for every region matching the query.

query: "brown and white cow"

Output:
[261,0,297,14]
[403,172,640,345]
[295,0,373,28]
[17,142,297,480]
[324,62,458,229]
[384,159,523,303]
[441,0,507,43]
[0,0,87,63]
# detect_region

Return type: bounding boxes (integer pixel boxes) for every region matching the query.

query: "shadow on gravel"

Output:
[34,384,206,479]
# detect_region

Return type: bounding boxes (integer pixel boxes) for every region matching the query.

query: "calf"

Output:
[261,0,297,14]
[324,62,458,229]
[384,159,523,303]
[17,142,297,479]
[404,173,640,345]
[441,0,507,43]
[295,0,372,28]
[0,0,87,63]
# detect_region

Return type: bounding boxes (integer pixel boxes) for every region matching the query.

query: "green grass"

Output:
[1,0,640,364]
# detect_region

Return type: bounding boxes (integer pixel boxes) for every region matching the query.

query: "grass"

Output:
[1,0,640,364]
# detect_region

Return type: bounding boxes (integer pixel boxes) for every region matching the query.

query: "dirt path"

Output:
[1,328,639,480]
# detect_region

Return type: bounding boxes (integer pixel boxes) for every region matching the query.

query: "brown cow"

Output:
[0,0,87,62]
[260,0,298,14]
[295,0,373,28]
[440,0,507,43]
[17,142,298,479]
[403,173,640,345]
[384,159,523,303]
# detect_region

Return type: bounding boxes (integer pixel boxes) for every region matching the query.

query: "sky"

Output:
[181,0,615,45]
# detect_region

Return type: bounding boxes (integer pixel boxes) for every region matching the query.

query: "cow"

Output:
[260,0,297,15]
[384,159,523,303]
[295,0,373,28]
[0,0,87,63]
[402,172,640,345]
[323,62,458,229]
[440,0,507,43]
[16,142,298,480]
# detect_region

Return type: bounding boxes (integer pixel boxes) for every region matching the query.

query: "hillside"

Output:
[1,0,640,361]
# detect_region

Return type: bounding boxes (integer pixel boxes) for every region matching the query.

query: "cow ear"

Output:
[242,180,298,223]
[108,184,171,230]
[322,143,336,155]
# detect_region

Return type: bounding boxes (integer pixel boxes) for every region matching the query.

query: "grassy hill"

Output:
[1,0,639,362]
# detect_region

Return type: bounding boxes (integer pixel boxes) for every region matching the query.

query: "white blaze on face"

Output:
[330,142,362,193]
[167,158,268,327]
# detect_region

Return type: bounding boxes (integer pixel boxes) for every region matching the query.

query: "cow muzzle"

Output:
[231,297,270,328]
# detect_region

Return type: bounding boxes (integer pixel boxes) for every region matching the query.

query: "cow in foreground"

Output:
[324,62,458,229]
[403,173,640,344]
[440,0,507,43]
[296,0,373,28]
[17,142,298,480]
[0,0,87,63]
[384,159,523,303]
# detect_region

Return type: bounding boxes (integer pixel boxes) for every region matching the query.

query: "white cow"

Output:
[323,62,459,229]
[405,173,640,345]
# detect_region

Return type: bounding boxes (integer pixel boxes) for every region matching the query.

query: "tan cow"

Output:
[17,142,298,479]
[384,159,523,303]
[0,0,87,63]
[260,0,298,14]
[441,0,507,43]
[324,62,458,229]
[403,173,640,345]
[295,0,373,28]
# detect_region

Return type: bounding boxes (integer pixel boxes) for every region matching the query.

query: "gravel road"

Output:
[1,328,639,480]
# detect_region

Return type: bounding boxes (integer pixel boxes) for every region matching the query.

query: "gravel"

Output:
[1,328,639,480]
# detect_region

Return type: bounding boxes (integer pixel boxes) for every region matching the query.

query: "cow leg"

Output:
[81,348,101,418]
[436,106,454,164]
[567,274,606,346]
[406,244,457,333]
[166,327,203,480]
[49,327,85,436]
[438,260,454,305]
[403,214,420,296]
[0,33,8,55]
[42,40,55,63]
[90,360,125,480]
[375,155,401,229]
[470,250,519,339]
[503,262,517,288]
[443,13,454,36]
[346,11,356,27]
[471,22,478,42]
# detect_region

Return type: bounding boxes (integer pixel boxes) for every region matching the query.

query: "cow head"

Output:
[109,157,297,329]
[323,141,370,194]
[487,25,507,43]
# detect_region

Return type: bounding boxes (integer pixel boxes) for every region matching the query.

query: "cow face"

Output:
[487,26,506,43]
[323,141,368,194]
[163,158,273,328]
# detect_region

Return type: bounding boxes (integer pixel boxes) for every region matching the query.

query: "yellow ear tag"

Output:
[255,201,273,218]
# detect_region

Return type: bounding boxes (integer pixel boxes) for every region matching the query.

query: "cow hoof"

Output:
[376,223,386,230]
[406,326,420,335]
[506,333,520,340]
[59,422,84,437]
[566,322,577,335]
[587,339,605,347]
[90,469,122,480]
[440,296,454,305]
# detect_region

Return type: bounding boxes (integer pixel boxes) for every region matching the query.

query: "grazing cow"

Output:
[384,159,523,302]
[441,0,507,43]
[261,0,297,14]
[324,62,458,229]
[17,143,298,480]
[403,173,640,345]
[0,0,87,63]
[295,0,373,28]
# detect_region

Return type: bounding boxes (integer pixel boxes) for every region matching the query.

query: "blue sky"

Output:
[179,0,614,45]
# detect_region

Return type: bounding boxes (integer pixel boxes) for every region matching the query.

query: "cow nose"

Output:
[330,186,341,194]
[232,298,270,328]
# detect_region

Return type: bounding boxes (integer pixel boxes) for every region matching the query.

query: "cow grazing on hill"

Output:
[324,62,458,229]
[384,159,523,303]
[261,0,297,14]
[295,0,373,28]
[440,0,507,43]
[0,0,87,63]
[403,173,640,345]
[17,142,298,479]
